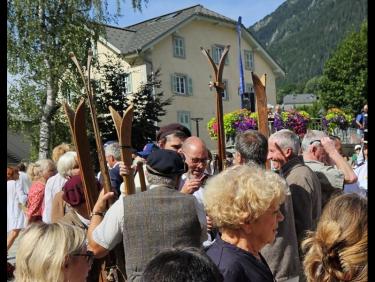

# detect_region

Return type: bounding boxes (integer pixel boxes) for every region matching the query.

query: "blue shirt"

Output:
[206,234,275,282]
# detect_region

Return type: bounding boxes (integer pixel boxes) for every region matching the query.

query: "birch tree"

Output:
[7,0,148,159]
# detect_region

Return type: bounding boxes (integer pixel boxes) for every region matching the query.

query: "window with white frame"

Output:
[171,73,193,96]
[124,73,132,94]
[212,45,229,65]
[173,36,185,58]
[177,111,191,130]
[244,50,254,70]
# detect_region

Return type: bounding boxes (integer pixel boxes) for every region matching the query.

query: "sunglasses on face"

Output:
[72,250,94,264]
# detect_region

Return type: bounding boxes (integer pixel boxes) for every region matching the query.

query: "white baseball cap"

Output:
[355,145,361,151]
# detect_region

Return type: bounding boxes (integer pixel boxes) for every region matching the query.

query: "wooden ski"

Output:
[63,99,99,215]
[136,161,147,192]
[201,45,230,172]
[69,50,112,194]
[68,50,124,281]
[109,105,136,195]
[251,72,271,169]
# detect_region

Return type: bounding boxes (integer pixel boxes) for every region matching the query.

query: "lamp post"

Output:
[191,117,203,137]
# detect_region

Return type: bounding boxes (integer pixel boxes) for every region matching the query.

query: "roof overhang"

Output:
[121,14,285,78]
[98,35,122,55]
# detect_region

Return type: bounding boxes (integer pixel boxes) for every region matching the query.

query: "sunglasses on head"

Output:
[309,140,321,145]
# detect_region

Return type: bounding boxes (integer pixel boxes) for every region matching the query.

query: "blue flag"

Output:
[237,16,245,109]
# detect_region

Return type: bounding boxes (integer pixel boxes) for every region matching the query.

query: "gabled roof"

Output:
[101,4,285,76]
[283,93,317,104]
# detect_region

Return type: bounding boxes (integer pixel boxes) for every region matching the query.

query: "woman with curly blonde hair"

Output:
[204,165,288,282]
[302,193,367,282]
[15,222,93,282]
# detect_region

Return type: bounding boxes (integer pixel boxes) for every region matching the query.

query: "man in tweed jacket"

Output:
[88,149,207,281]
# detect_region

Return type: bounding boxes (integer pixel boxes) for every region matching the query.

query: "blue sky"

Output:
[8,0,285,91]
[108,0,286,28]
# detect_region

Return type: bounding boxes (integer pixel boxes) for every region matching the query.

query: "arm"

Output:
[289,182,313,244]
[15,180,28,205]
[87,189,117,258]
[321,137,358,184]
[51,191,66,223]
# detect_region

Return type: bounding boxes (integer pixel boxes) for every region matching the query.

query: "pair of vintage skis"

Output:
[64,50,135,282]
[201,46,270,172]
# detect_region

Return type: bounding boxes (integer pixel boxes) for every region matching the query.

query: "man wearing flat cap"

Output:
[88,149,207,281]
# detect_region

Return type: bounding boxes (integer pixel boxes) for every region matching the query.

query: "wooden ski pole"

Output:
[201,45,230,172]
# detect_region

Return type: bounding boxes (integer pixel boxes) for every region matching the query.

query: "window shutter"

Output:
[173,38,177,57]
[171,74,177,93]
[211,46,217,64]
[181,39,185,58]
[127,74,133,93]
[187,76,193,96]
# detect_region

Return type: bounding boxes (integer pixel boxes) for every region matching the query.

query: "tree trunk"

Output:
[38,73,57,159]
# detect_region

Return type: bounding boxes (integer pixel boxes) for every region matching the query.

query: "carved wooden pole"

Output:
[201,45,230,172]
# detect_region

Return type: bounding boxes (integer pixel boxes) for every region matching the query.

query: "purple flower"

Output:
[233,117,257,132]
[273,116,284,131]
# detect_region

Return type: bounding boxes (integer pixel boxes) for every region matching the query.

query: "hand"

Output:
[93,189,115,213]
[180,179,202,194]
[119,161,134,176]
[320,137,337,155]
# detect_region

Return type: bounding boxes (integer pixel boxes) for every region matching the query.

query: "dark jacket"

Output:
[261,194,301,281]
[282,156,322,245]
[207,234,275,282]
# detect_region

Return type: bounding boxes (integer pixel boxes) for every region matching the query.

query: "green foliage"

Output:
[295,102,324,119]
[7,79,74,161]
[7,0,148,158]
[250,0,367,87]
[93,58,172,150]
[318,20,367,114]
[324,108,354,134]
[207,109,257,140]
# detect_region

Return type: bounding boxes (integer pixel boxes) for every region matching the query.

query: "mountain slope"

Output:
[249,0,367,86]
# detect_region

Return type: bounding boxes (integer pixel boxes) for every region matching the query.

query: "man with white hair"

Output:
[302,130,357,208]
[264,129,321,282]
[103,141,123,196]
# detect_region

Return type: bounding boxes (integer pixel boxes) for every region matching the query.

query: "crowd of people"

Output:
[7,113,367,281]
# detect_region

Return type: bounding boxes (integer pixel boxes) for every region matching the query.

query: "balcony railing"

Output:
[268,118,361,144]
